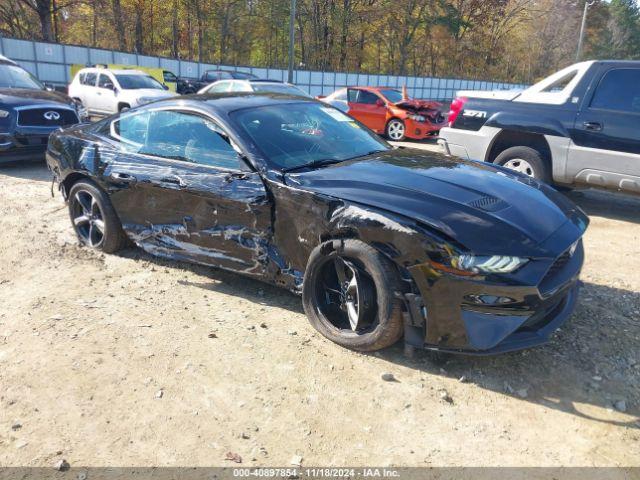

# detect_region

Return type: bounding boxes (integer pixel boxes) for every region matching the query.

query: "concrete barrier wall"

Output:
[0,36,528,101]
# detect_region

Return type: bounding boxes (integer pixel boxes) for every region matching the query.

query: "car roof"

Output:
[350,86,398,91]
[593,60,640,67]
[223,79,289,85]
[79,67,147,75]
[248,79,285,84]
[142,92,315,114]
[0,54,18,66]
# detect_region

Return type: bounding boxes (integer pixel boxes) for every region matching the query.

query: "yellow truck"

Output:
[70,64,178,92]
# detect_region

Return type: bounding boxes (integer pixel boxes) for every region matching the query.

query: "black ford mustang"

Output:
[46,93,588,354]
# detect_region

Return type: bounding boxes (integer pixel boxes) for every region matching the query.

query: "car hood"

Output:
[129,89,177,99]
[0,88,74,107]
[285,149,587,257]
[394,98,442,112]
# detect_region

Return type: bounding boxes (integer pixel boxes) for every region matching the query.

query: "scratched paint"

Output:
[45,94,588,353]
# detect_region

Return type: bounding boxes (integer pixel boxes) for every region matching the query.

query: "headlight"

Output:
[72,101,88,119]
[408,114,425,122]
[137,97,155,105]
[0,109,10,118]
[453,255,528,274]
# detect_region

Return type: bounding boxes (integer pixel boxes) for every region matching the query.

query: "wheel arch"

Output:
[485,129,552,167]
[60,172,92,199]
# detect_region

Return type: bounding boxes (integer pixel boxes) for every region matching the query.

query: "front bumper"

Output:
[404,119,445,140]
[402,239,584,355]
[0,130,51,163]
[437,126,502,161]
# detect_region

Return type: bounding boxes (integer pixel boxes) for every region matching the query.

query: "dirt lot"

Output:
[0,151,639,468]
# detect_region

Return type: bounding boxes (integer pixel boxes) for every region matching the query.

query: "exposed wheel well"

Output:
[117,102,131,111]
[486,130,551,166]
[61,172,90,199]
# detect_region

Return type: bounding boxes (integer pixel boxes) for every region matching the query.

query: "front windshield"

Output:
[115,74,164,90]
[379,89,404,103]
[0,63,44,90]
[252,83,309,97]
[231,102,390,170]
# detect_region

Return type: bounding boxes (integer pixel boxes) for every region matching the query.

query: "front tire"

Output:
[494,146,550,182]
[302,239,404,351]
[385,118,406,141]
[68,180,128,253]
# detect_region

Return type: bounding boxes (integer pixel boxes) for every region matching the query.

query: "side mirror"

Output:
[43,82,55,92]
[163,84,169,90]
[375,98,385,107]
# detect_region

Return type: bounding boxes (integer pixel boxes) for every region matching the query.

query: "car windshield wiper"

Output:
[282,158,345,173]
[282,149,388,173]
[344,149,388,161]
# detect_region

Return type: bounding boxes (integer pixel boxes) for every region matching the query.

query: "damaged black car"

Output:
[46,93,588,354]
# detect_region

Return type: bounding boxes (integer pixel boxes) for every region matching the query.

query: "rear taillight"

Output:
[447,96,467,127]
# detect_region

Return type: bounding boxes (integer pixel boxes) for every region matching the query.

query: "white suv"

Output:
[68,68,177,115]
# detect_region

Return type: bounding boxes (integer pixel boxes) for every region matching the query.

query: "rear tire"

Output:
[302,239,404,351]
[68,180,128,254]
[494,146,550,182]
[118,103,131,112]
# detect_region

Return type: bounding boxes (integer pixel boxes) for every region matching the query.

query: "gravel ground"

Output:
[0,154,638,468]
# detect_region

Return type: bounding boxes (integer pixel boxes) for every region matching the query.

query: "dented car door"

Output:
[102,108,272,275]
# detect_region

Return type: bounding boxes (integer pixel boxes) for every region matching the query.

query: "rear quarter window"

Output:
[83,72,97,86]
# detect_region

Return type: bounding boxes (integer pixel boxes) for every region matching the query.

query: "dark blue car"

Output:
[0,55,85,163]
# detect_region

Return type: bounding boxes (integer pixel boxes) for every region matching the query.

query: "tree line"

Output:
[3,0,640,83]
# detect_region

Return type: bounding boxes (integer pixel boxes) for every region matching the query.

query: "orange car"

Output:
[320,86,445,141]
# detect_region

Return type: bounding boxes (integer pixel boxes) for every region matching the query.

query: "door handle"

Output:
[109,171,137,184]
[159,175,185,187]
[583,121,602,131]
[224,172,249,182]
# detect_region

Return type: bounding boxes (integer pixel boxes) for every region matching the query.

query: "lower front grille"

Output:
[546,250,572,278]
[17,108,79,127]
[517,294,567,332]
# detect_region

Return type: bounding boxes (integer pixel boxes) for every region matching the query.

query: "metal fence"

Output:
[0,36,528,101]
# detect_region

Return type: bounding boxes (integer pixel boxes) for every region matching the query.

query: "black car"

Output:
[0,55,86,163]
[46,93,588,354]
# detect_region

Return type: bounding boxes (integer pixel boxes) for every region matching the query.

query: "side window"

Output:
[229,81,249,92]
[84,72,97,86]
[333,89,348,101]
[78,72,86,84]
[163,71,177,82]
[347,89,359,102]
[141,110,241,169]
[542,71,577,93]
[591,69,640,113]
[110,112,150,152]
[98,74,113,89]
[357,90,380,104]
[204,71,219,81]
[207,81,230,93]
